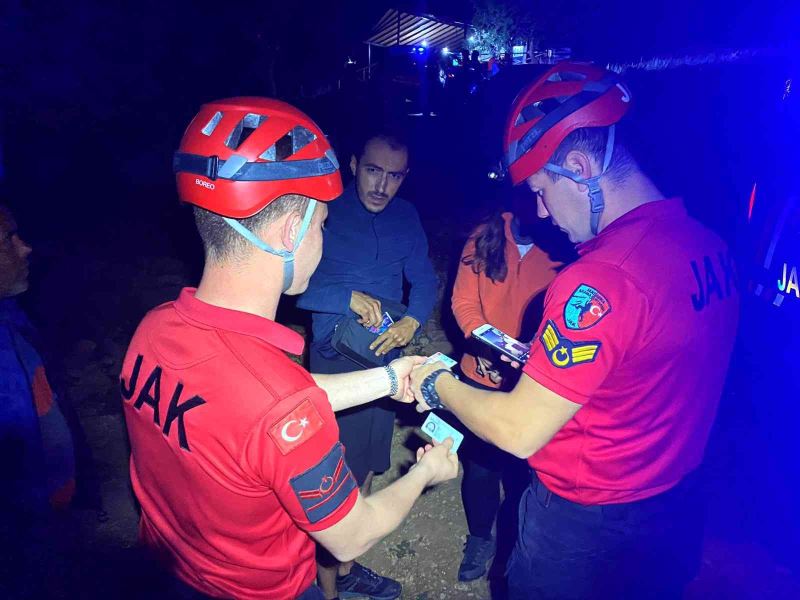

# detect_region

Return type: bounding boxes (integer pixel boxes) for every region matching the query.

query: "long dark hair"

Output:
[461,212,508,283]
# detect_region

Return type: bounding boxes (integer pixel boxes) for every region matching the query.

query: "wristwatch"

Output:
[421,368,452,410]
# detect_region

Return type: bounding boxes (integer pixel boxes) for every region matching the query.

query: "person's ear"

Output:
[350,155,358,177]
[280,210,303,252]
[563,150,594,181]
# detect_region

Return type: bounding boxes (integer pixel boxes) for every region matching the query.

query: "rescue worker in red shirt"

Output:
[410,62,740,599]
[120,98,458,600]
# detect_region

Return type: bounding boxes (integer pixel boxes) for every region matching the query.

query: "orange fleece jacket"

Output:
[452,213,563,388]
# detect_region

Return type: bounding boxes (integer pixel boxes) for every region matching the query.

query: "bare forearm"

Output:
[351,465,431,556]
[434,373,580,459]
[435,374,522,455]
[312,367,392,412]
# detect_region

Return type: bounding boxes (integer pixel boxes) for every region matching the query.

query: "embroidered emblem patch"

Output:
[564,284,611,330]
[540,320,601,368]
[269,399,324,455]
[290,442,356,523]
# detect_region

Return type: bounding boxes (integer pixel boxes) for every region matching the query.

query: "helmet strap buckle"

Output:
[587,179,604,235]
[543,125,616,237]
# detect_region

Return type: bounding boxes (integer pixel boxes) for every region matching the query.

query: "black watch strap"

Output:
[421,368,450,410]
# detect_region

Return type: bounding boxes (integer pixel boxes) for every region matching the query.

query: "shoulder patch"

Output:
[564,284,611,330]
[269,399,325,455]
[290,442,357,524]
[540,320,601,368]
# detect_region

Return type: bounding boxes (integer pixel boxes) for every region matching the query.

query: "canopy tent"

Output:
[364,8,466,50]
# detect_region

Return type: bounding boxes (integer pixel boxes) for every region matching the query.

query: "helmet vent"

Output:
[258,126,318,162]
[225,113,268,149]
[291,126,317,153]
[548,71,587,82]
[517,98,564,125]
[201,111,223,136]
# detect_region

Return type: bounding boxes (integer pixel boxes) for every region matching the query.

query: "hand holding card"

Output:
[420,413,464,452]
[370,315,419,356]
[367,312,394,335]
[414,438,459,485]
[350,291,383,328]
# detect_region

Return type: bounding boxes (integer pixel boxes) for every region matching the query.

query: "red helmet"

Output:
[174,97,342,218]
[504,62,632,185]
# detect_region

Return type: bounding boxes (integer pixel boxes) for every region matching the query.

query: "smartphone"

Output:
[471,324,531,364]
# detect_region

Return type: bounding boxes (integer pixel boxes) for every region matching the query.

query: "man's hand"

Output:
[475,356,503,385]
[370,316,419,356]
[388,356,428,403]
[350,291,382,328]
[409,360,448,412]
[414,439,459,485]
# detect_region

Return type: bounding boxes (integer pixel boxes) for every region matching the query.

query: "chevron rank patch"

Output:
[539,320,601,368]
[290,442,356,523]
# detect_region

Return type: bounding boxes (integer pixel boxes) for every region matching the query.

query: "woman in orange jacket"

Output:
[451,207,565,582]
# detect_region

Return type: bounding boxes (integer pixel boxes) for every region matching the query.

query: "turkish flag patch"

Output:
[269,399,325,455]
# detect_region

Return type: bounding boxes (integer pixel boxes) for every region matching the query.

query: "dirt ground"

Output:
[357,422,491,600]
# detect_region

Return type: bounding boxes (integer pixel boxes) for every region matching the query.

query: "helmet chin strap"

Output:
[222,199,318,293]
[543,125,616,236]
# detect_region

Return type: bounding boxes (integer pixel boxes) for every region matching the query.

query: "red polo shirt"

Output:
[523,199,739,504]
[120,289,358,599]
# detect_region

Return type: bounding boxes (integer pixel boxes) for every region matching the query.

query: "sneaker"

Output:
[458,535,496,582]
[336,562,402,599]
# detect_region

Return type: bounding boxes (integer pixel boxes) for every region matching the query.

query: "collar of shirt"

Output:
[174,288,305,356]
[333,182,400,224]
[576,197,686,256]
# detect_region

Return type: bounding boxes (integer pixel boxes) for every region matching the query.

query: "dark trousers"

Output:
[456,376,529,587]
[458,378,529,541]
[309,347,396,485]
[461,438,526,539]
[507,471,705,600]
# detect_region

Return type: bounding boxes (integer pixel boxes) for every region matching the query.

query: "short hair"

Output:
[546,127,637,186]
[355,132,409,162]
[193,194,310,262]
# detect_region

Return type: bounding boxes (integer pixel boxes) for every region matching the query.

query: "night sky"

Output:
[0,0,796,235]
